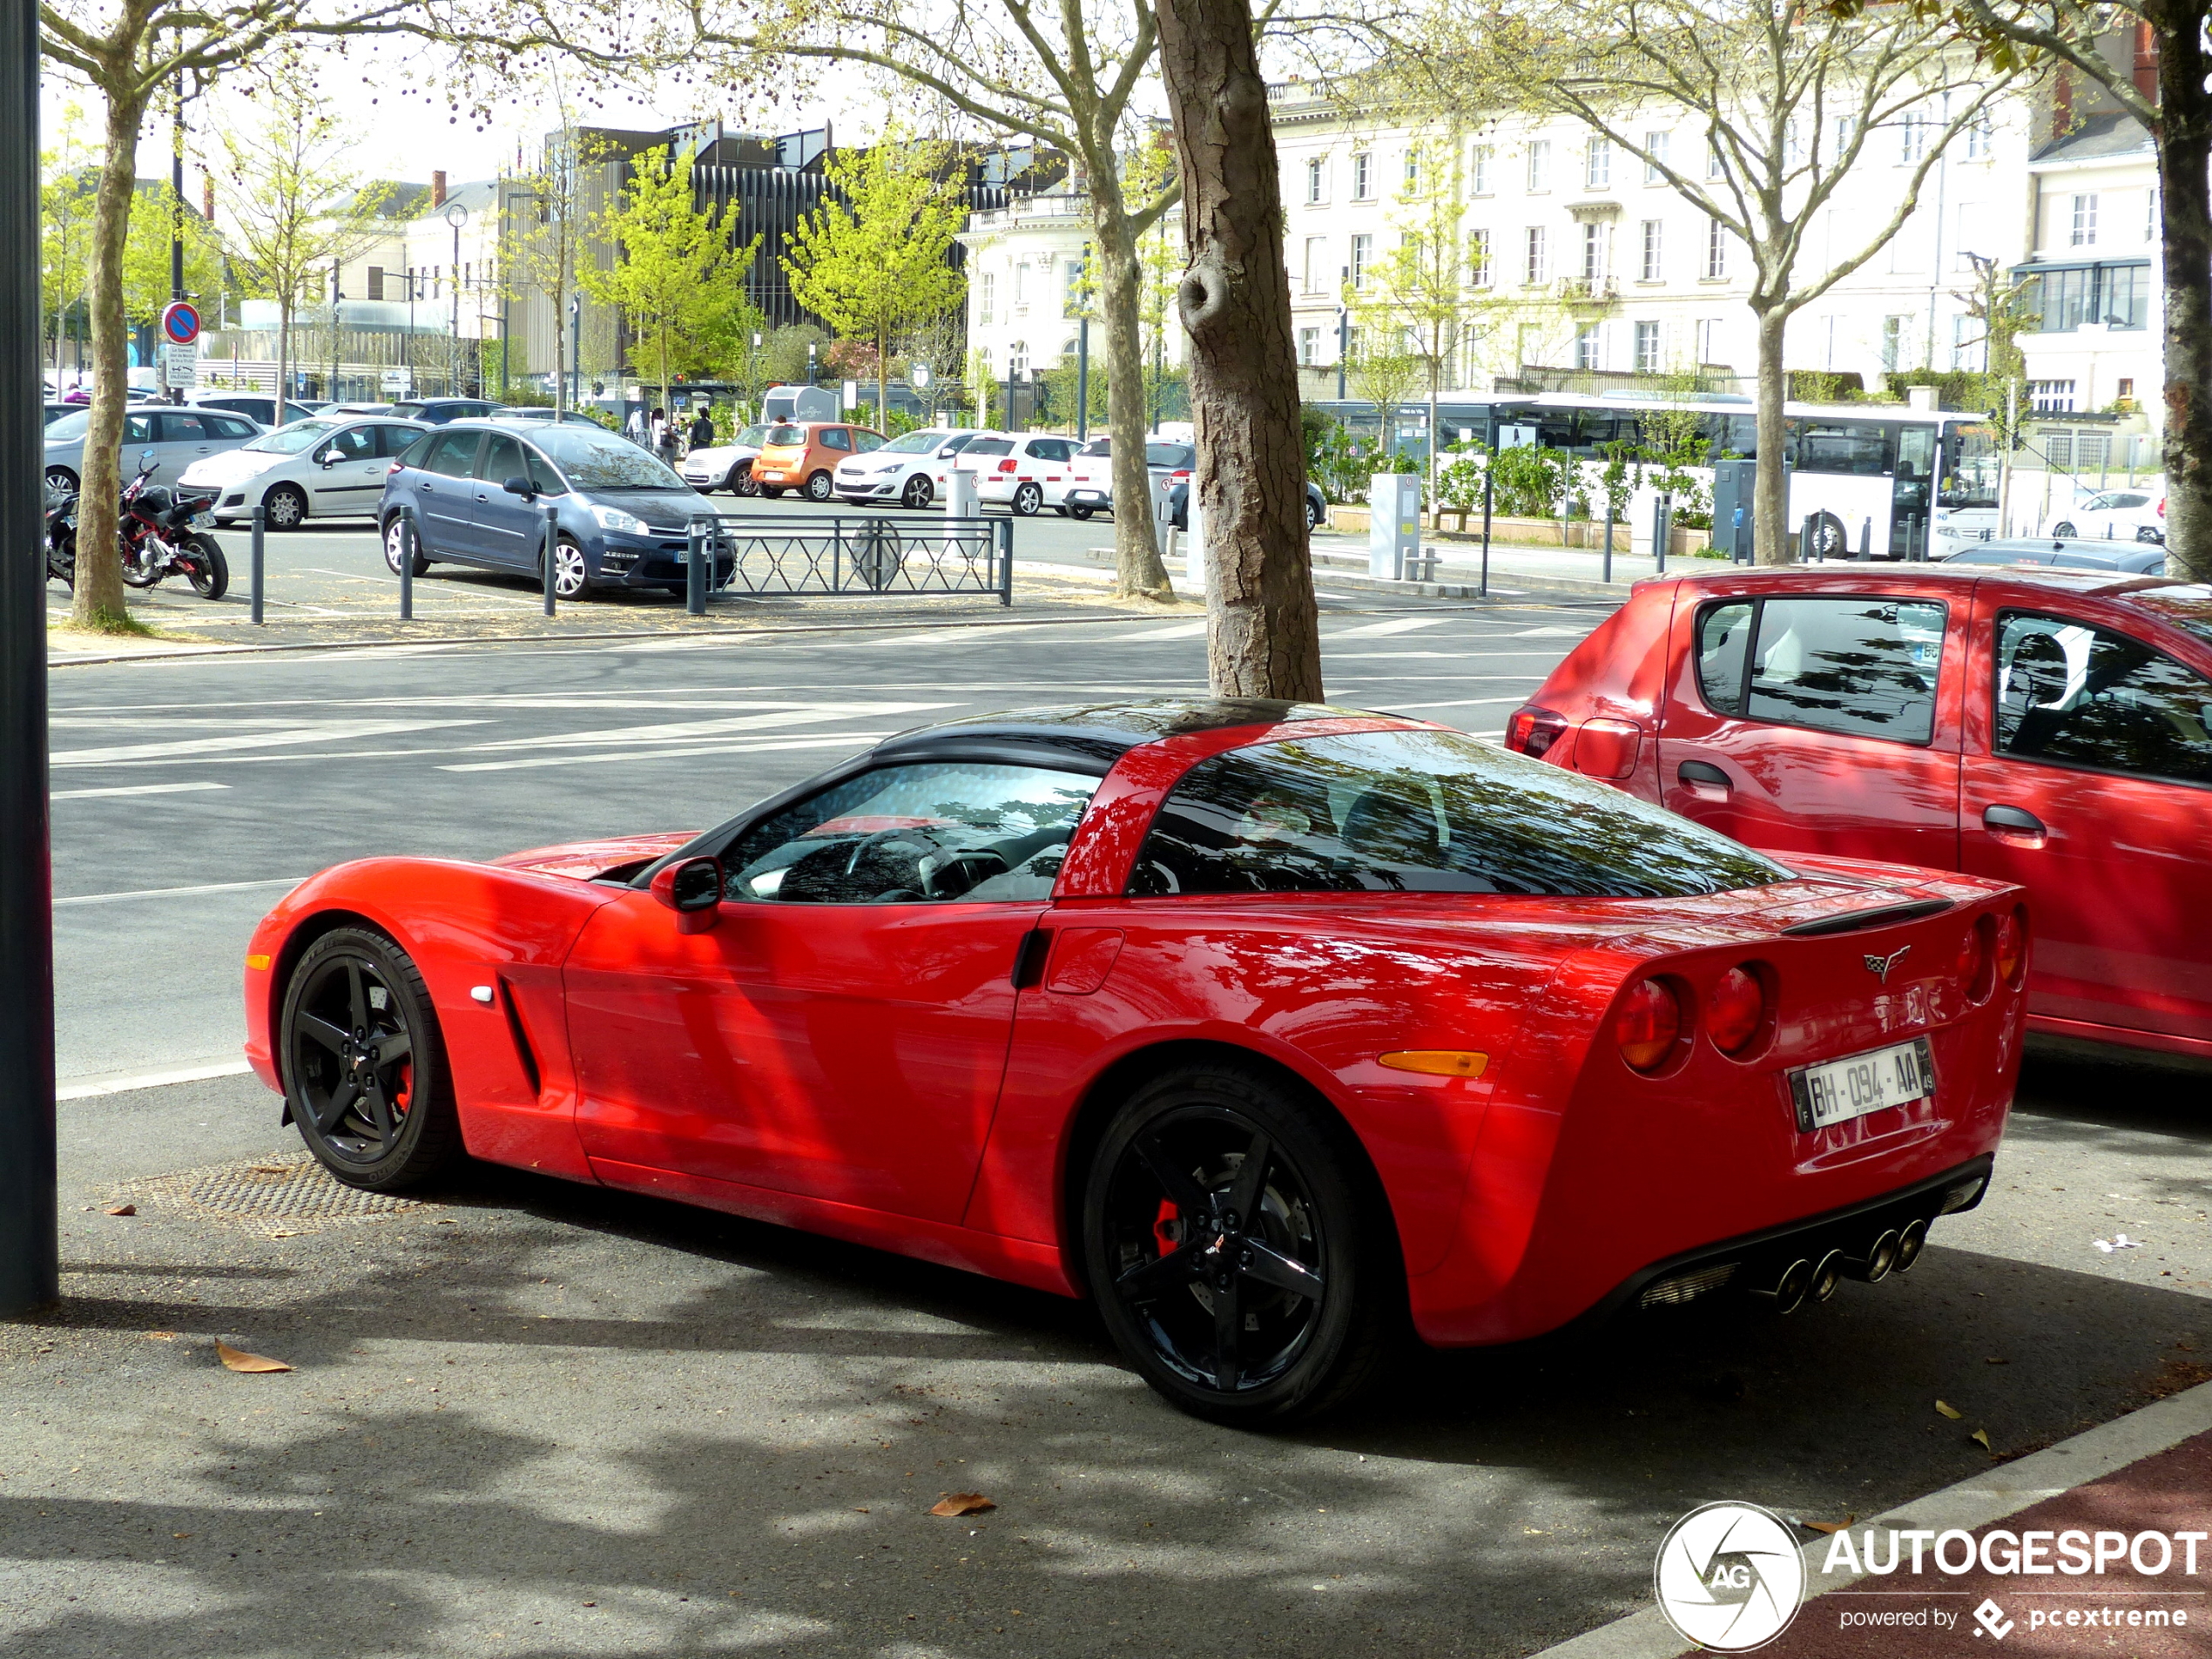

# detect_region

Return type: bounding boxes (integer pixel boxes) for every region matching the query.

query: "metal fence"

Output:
[701,514,1012,606]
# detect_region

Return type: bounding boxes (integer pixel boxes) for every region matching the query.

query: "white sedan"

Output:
[832,428,988,509]
[179,416,430,529]
[679,423,773,495]
[2047,488,2166,543]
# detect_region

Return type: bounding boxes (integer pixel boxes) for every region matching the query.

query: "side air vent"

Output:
[1780,899,1953,938]
[497,978,543,1096]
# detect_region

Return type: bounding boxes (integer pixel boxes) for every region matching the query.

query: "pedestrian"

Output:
[689,406,714,453]
[625,404,646,443]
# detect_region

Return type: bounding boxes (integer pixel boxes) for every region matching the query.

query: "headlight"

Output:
[590,504,648,535]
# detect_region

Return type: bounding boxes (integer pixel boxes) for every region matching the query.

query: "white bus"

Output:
[1329,392,2003,559]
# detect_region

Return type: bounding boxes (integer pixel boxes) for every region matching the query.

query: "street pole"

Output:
[168,57,185,403]
[0,0,59,1316]
[1075,316,1089,443]
[568,295,581,413]
[328,264,340,401]
[1336,266,1350,402]
[445,204,468,398]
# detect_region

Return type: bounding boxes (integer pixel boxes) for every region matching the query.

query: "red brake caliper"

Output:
[1151,1198,1179,1258]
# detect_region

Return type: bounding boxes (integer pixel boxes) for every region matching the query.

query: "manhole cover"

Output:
[114,1151,442,1237]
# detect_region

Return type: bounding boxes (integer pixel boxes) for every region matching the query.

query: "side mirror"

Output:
[315,448,336,467]
[502,475,536,499]
[650,855,724,934]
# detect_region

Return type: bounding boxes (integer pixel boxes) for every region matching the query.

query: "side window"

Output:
[158,413,208,443]
[329,426,378,462]
[421,430,482,477]
[820,428,853,452]
[723,762,1101,905]
[374,424,428,457]
[123,413,155,445]
[1792,421,1892,475]
[206,415,256,440]
[1994,611,2212,786]
[1695,601,1755,713]
[1744,597,1947,744]
[479,435,525,482]
[524,447,567,494]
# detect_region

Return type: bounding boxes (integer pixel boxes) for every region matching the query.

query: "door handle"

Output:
[1677,759,1731,790]
[1983,804,2047,835]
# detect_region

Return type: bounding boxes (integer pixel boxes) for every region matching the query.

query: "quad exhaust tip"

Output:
[1841,1229,1901,1283]
[1810,1249,1845,1305]
[1894,1217,1929,1273]
[1751,1257,1815,1315]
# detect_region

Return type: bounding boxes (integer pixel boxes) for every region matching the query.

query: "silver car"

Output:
[44,405,264,493]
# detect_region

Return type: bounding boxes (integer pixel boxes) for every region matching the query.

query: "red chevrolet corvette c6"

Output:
[244,699,2027,1424]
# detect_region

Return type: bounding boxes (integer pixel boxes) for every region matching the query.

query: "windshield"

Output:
[734,424,770,447]
[244,420,340,455]
[764,425,806,446]
[878,430,947,455]
[532,427,689,489]
[1133,727,1791,899]
[44,411,90,442]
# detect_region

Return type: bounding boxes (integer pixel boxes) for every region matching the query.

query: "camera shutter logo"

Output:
[1653,1501,1805,1651]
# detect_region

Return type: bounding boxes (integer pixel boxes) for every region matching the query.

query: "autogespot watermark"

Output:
[1656,1504,2209,1649]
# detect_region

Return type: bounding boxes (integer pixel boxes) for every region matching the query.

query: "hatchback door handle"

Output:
[1983,804,2046,834]
[1678,760,1731,789]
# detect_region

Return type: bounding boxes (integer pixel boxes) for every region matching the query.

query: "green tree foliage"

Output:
[121,179,223,328]
[781,132,967,421]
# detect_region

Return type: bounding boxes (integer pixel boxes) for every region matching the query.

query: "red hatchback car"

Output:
[245,701,2026,1424]
[1513,565,2212,1060]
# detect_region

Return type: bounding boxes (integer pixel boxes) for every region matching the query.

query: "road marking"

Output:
[52,780,230,800]
[1325,617,1448,637]
[442,731,900,773]
[57,876,306,907]
[60,1057,254,1099]
[451,702,955,755]
[1513,625,1593,637]
[51,718,489,768]
[1102,620,1210,641]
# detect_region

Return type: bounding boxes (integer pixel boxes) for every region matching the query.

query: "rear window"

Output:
[965,438,1014,457]
[1696,596,1946,745]
[1130,728,1788,899]
[1079,437,1111,457]
[765,425,805,446]
[1145,443,1195,469]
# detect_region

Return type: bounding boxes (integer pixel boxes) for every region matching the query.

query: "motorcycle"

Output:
[44,481,78,589]
[117,449,228,599]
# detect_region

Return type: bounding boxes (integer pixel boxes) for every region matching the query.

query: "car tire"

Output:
[900,473,934,510]
[732,465,759,497]
[1081,1060,1401,1427]
[44,466,77,494]
[1013,482,1043,516]
[2137,526,2164,543]
[279,926,463,1192]
[806,470,834,502]
[2052,522,2077,537]
[183,535,229,600]
[383,516,430,577]
[1068,503,1095,521]
[263,482,308,530]
[1804,509,1847,559]
[760,486,784,499]
[1306,494,1325,530]
[545,536,591,600]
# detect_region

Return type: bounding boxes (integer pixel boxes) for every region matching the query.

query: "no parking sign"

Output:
[159,301,200,346]
[158,301,200,388]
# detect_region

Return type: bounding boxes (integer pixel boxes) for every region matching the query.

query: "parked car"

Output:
[180,415,430,529]
[394,398,500,426]
[43,403,78,427]
[1941,537,2165,576]
[190,393,321,429]
[2048,489,2164,543]
[42,405,262,493]
[958,432,1079,516]
[1168,476,1328,532]
[749,421,886,502]
[1062,437,1193,520]
[244,698,2023,1425]
[323,402,401,418]
[680,422,775,495]
[832,428,986,509]
[1509,563,2212,1058]
[379,418,731,599]
[493,407,610,429]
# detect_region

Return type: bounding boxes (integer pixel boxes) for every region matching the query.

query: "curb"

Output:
[1527,1375,2212,1658]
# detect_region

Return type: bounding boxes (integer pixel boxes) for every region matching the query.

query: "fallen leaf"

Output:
[104,1204,135,1217]
[930,1493,995,1517]
[1935,1399,1963,1420]
[1802,1514,1858,1535]
[216,1339,292,1374]
[853,1507,870,1514]
[172,1532,190,1540]
[145,1332,177,1341]
[250,1165,289,1175]
[1972,1428,1993,1451]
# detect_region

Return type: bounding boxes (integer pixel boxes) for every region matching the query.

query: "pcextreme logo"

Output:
[1654,1501,1806,1651]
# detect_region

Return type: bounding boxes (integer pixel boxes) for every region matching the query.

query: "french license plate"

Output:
[1788,1037,1933,1132]
[190,511,216,529]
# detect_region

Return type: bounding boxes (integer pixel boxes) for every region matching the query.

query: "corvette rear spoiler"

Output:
[1777,899,1954,937]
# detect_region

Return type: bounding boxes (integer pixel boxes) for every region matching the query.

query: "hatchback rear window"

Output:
[965,439,1014,457]
[1130,728,1788,899]
[1145,443,1195,469]
[765,425,806,445]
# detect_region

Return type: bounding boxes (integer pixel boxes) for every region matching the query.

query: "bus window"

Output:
[1794,420,1892,475]
[1711,414,1758,458]
[1939,425,2000,509]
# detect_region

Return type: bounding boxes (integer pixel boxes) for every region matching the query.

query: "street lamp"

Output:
[1337,263,1351,401]
[444,202,468,397]
[806,340,818,386]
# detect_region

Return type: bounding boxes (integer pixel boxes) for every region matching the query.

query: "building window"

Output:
[1468,227,1492,287]
[1706,138,1724,180]
[2118,377,2136,401]
[1833,115,1857,161]
[1784,121,1802,169]
[1526,139,1550,192]
[1704,217,1727,279]
[1063,260,1086,317]
[1303,236,1325,293]
[1899,111,1927,165]
[979,273,995,327]
[1305,156,1325,205]
[2147,187,2158,242]
[1585,137,1610,191]
[1581,220,1606,282]
[2029,379,2077,414]
[1525,225,1548,285]
[1644,130,1669,183]
[1950,314,1979,371]
[1350,233,1372,288]
[1352,152,1372,199]
[1966,114,1993,160]
[1696,317,1723,362]
[2070,192,2098,246]
[1575,325,1602,370]
[1640,219,1663,280]
[1881,314,1906,371]
[367,267,385,300]
[1298,327,1319,366]
[1470,143,1492,195]
[1404,149,1421,191]
[1635,320,1661,372]
[1014,263,1028,307]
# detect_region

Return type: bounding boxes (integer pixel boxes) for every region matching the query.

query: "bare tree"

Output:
[1157,0,1321,697]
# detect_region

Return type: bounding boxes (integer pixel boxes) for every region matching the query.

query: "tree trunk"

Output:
[1156,0,1321,699]
[1751,303,1793,564]
[553,273,568,415]
[71,92,147,631]
[1087,176,1171,600]
[2157,20,2212,584]
[876,323,889,428]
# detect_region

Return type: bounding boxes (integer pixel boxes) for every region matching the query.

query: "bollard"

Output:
[542,504,558,616]
[250,503,266,625]
[996,517,1013,607]
[1798,513,1815,563]
[1653,494,1670,573]
[685,517,707,616]
[399,512,414,620]
[1479,469,1493,599]
[1602,502,1615,583]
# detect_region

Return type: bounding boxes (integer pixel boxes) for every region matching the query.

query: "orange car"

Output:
[748,421,885,502]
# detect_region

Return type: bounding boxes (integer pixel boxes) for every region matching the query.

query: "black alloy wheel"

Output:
[806,470,835,502]
[2051,521,2077,537]
[1068,503,1095,521]
[900,472,934,510]
[1083,1063,1399,1426]
[263,482,308,530]
[2137,525,2164,543]
[1012,481,1043,516]
[280,927,462,1190]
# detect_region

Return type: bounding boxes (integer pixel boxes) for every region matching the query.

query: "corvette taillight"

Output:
[1993,908,2026,986]
[1706,966,1765,1055]
[1958,922,1993,1001]
[1504,705,1569,758]
[1616,978,1683,1071]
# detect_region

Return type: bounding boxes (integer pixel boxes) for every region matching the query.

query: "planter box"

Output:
[1668,527,1712,557]
[1328,505,1371,534]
